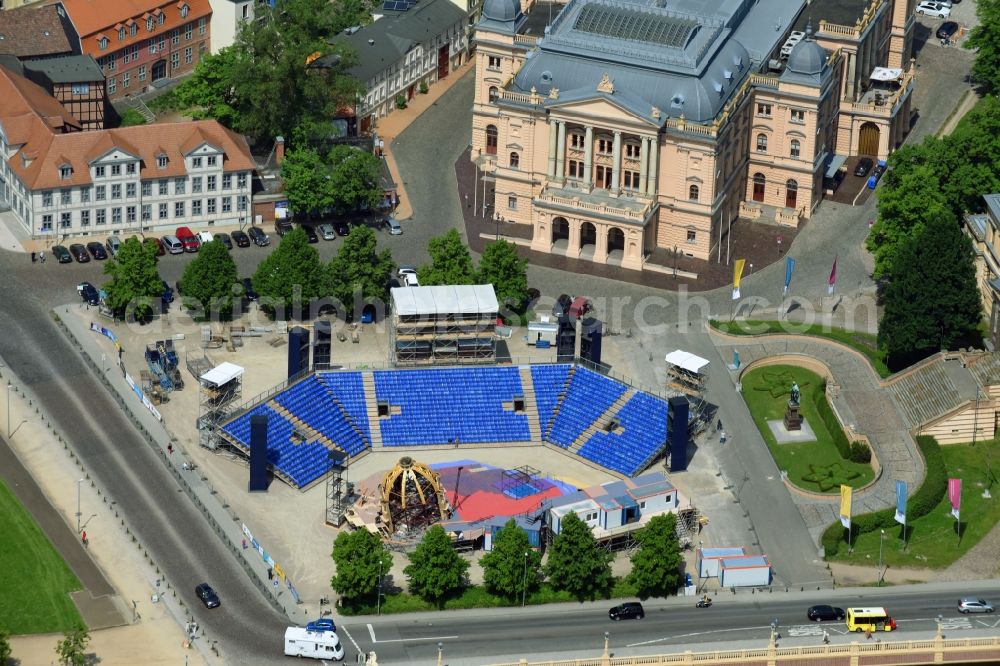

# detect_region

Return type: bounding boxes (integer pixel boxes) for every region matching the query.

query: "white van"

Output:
[284,627,344,660]
[162,235,184,254]
[198,231,214,244]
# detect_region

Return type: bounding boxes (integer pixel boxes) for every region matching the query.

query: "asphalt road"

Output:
[340,582,1000,664]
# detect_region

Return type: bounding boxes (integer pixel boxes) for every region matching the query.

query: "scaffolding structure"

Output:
[498,465,541,498]
[197,361,245,449]
[665,350,709,396]
[325,452,352,527]
[389,285,499,366]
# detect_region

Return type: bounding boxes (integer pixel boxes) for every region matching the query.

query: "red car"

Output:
[176,226,200,252]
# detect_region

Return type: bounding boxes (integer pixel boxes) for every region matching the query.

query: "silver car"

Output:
[958,598,994,613]
[318,223,336,240]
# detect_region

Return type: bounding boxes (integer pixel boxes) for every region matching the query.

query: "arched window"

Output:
[488,86,499,103]
[485,125,498,155]
[752,172,765,202]
[509,152,520,169]
[785,179,798,208]
[790,139,801,158]
[756,133,768,152]
[688,184,699,201]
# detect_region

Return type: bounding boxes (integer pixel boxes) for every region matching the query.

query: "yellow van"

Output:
[846,607,897,633]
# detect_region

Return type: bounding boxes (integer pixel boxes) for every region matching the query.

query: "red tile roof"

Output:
[56,0,211,40]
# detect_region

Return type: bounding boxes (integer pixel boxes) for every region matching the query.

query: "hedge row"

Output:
[822,435,946,557]
[813,381,871,463]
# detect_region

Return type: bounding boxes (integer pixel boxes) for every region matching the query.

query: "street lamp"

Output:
[437,641,443,666]
[5,381,10,439]
[521,551,529,607]
[877,529,886,586]
[377,559,384,615]
[76,478,85,533]
[673,245,678,277]
[494,213,504,241]
[603,631,610,658]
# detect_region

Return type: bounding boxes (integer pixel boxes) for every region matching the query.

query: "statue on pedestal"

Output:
[790,382,800,406]
[784,381,802,431]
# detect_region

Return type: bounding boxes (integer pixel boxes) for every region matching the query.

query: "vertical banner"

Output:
[839,484,853,529]
[948,478,962,521]
[894,480,908,525]
[732,259,746,300]
[783,257,796,296]
[827,255,838,296]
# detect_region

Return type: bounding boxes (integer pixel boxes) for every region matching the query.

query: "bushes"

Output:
[822,436,947,557]
[849,441,872,463]
[395,94,407,110]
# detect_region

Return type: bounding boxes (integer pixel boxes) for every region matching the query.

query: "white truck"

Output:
[284,627,345,660]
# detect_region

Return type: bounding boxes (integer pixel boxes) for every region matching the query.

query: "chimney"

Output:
[275,136,285,165]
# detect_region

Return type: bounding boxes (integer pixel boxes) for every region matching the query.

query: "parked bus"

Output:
[846,607,897,633]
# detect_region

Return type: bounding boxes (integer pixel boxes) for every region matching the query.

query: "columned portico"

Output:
[610,131,622,191]
[555,121,567,183]
[547,119,558,178]
[594,225,609,262]
[583,126,594,190]
[639,136,650,193]
[646,136,659,195]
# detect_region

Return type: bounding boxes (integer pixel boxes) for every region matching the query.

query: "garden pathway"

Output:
[708,332,924,544]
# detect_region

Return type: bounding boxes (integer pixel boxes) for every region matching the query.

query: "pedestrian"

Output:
[865,627,872,640]
[39,250,45,263]
[31,251,36,263]
[267,567,274,580]
[167,443,173,454]
[242,538,247,550]
[720,430,726,444]
[822,630,829,645]
[81,530,87,545]
[716,418,722,431]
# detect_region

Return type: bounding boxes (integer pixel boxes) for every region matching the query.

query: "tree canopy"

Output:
[55,626,89,666]
[477,240,529,312]
[419,229,477,285]
[627,514,683,599]
[480,519,541,601]
[878,216,982,368]
[403,525,469,607]
[966,0,1000,95]
[180,240,239,319]
[327,145,385,215]
[102,236,163,321]
[252,227,324,318]
[0,629,11,665]
[331,529,393,605]
[543,512,612,601]
[325,226,395,318]
[280,145,336,217]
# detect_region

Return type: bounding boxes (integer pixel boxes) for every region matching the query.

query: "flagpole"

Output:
[726,211,732,265]
[717,212,723,263]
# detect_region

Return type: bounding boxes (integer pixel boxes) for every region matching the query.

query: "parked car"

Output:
[241,277,257,302]
[854,157,874,177]
[301,224,319,243]
[195,583,220,609]
[936,21,960,40]
[231,230,251,248]
[215,232,233,250]
[958,598,995,613]
[247,226,270,246]
[197,231,214,244]
[334,221,350,237]
[69,243,90,263]
[552,293,573,317]
[144,236,166,257]
[305,619,336,633]
[51,245,72,263]
[105,235,122,258]
[807,605,846,621]
[384,217,402,235]
[161,280,174,304]
[916,1,950,17]
[162,235,184,254]
[176,226,200,252]
[275,219,293,237]
[77,281,100,305]
[398,266,419,287]
[609,602,644,621]
[86,241,108,260]
[318,223,335,240]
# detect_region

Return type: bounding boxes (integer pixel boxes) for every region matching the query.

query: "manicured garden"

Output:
[0,480,83,633]
[740,365,875,493]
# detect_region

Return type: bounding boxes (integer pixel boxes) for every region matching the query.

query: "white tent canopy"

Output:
[870,67,902,82]
[664,350,710,374]
[391,285,499,317]
[200,362,245,387]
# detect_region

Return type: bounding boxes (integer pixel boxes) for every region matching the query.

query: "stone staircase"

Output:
[361,372,383,448]
[517,366,542,441]
[567,388,634,454]
[121,96,155,123]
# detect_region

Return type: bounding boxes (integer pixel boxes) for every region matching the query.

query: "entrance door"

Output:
[859,122,880,156]
[595,166,613,189]
[785,180,798,209]
[407,84,415,101]
[152,60,167,81]
[752,173,765,202]
[437,44,450,79]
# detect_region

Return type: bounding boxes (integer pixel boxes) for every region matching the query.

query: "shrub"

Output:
[118,108,148,127]
[849,441,872,463]
[812,381,851,459]
[418,81,429,94]
[395,94,407,109]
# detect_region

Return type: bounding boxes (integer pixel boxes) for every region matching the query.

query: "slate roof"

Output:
[23,55,105,84]
[0,4,77,59]
[332,0,466,83]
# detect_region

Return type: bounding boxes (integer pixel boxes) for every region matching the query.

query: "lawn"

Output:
[0,479,84,634]
[828,441,1000,570]
[710,320,890,378]
[741,365,875,493]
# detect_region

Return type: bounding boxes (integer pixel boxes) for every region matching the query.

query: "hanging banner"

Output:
[828,255,838,296]
[839,484,853,529]
[894,480,908,525]
[948,478,962,522]
[732,259,746,300]
[783,257,795,296]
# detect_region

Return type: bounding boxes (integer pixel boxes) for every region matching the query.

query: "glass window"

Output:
[791,109,805,123]
[222,174,232,189]
[96,209,106,225]
[126,183,136,198]
[61,189,72,205]
[81,187,91,202]
[111,164,121,176]
[147,17,154,31]
[111,184,121,199]
[689,184,699,201]
[192,157,203,168]
[192,177,202,193]
[184,47,193,64]
[237,173,247,188]
[142,182,152,197]
[123,72,130,88]
[96,186,106,201]
[487,56,501,70]
[207,155,217,167]
[207,175,216,191]
[119,27,126,41]
[238,195,247,211]
[157,156,167,168]
[159,203,168,219]
[207,198,216,214]
[756,134,768,152]
[175,178,186,194]
[126,162,136,175]
[42,191,53,207]
[139,65,147,81]
[509,152,519,169]
[687,229,696,243]
[222,196,232,213]
[192,200,202,216]
[175,201,185,217]
[81,210,90,226]
[60,212,72,229]
[756,103,772,117]
[127,206,136,223]
[95,166,105,178]
[60,166,72,180]
[507,196,517,210]
[158,179,169,195]
[142,204,152,221]
[112,207,122,224]
[790,139,801,158]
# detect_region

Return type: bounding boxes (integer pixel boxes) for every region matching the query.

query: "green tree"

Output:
[331,529,393,605]
[102,236,163,321]
[118,108,147,127]
[280,145,336,216]
[480,519,541,601]
[966,0,1000,94]
[878,216,982,368]
[325,226,395,318]
[419,229,476,285]
[173,46,241,127]
[404,525,469,607]
[478,240,528,311]
[253,228,324,318]
[544,512,612,601]
[0,628,11,665]
[627,514,682,599]
[180,240,239,319]
[327,145,384,215]
[55,626,89,666]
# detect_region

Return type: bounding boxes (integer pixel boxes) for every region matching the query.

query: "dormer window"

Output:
[130,22,138,36]
[118,27,126,41]
[60,166,72,180]
[99,37,108,49]
[180,3,189,18]
[157,155,168,168]
[158,12,165,25]
[147,17,154,31]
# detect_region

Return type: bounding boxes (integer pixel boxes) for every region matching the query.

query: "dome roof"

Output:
[482,0,522,23]
[787,38,827,76]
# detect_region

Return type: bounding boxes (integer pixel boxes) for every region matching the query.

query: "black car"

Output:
[78,281,100,306]
[241,277,257,302]
[195,583,220,609]
[609,602,644,621]
[807,605,846,622]
[301,224,319,243]
[231,230,251,248]
[275,219,293,237]
[86,241,108,260]
[69,243,90,263]
[334,221,350,237]
[215,232,233,250]
[854,157,874,177]
[936,21,959,40]
[52,245,72,263]
[552,293,573,317]
[247,226,270,246]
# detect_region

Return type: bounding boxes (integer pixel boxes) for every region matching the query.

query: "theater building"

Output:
[471,0,916,270]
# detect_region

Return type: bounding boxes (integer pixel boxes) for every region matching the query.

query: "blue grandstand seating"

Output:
[317,372,371,443]
[546,367,628,448]
[530,364,571,436]
[374,367,530,445]
[273,376,367,456]
[576,392,669,475]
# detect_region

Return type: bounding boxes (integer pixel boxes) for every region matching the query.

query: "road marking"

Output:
[366,624,457,644]
[787,624,826,637]
[935,617,973,631]
[341,626,362,653]
[627,625,771,647]
[976,617,1000,629]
